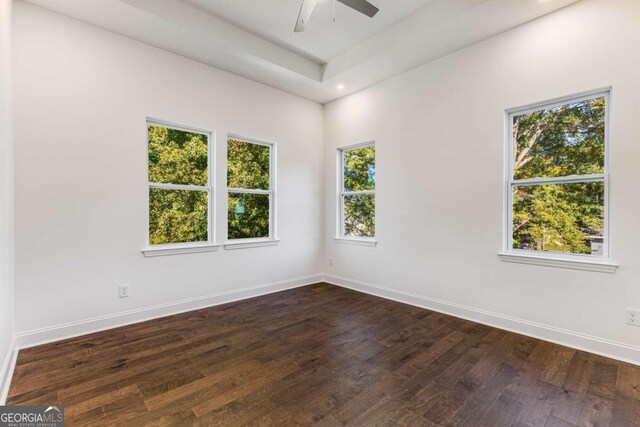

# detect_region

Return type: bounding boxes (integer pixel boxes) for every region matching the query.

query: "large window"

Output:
[506,91,609,259]
[147,120,214,247]
[338,142,376,241]
[227,136,275,241]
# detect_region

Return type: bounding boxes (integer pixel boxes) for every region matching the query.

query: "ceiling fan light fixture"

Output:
[294,0,379,33]
[333,0,336,23]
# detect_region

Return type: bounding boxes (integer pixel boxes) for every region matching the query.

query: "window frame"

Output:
[225,133,278,248]
[336,141,377,246]
[502,89,616,271]
[142,118,218,257]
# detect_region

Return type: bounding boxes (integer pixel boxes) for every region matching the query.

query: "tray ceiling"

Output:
[26,0,581,103]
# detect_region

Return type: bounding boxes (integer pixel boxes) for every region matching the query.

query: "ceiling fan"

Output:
[294,0,380,32]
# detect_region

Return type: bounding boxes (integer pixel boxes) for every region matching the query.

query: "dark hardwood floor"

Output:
[7,283,640,426]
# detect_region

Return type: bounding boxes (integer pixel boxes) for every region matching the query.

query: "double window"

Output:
[338,142,376,242]
[505,90,609,260]
[145,120,276,254]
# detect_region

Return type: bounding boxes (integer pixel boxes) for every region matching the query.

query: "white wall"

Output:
[12,2,324,336]
[0,0,15,401]
[324,0,640,361]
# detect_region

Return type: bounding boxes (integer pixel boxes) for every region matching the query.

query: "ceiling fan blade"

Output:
[336,0,379,18]
[294,0,319,32]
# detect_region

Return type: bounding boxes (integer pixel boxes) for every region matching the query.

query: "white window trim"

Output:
[333,237,377,247]
[497,251,617,274]
[225,133,278,249]
[224,238,281,250]
[142,242,221,257]
[142,118,218,257]
[500,88,617,273]
[336,141,377,245]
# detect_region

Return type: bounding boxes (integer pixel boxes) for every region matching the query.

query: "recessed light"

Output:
[336,84,345,90]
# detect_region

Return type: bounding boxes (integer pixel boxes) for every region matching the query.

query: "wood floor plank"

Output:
[612,393,640,427]
[544,415,577,427]
[578,394,614,427]
[477,394,524,426]
[6,283,640,426]
[548,387,585,426]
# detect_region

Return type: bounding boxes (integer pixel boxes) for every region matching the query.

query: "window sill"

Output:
[334,237,378,247]
[224,239,280,250]
[498,252,618,274]
[142,243,221,257]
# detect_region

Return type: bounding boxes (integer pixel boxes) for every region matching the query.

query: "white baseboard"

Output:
[5,272,639,402]
[0,336,17,405]
[323,273,640,366]
[13,274,323,351]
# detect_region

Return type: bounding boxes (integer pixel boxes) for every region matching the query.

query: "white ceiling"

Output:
[183,0,435,64]
[25,0,581,103]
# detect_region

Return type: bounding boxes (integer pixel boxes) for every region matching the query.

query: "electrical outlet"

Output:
[329,258,334,267]
[626,308,640,326]
[119,284,129,298]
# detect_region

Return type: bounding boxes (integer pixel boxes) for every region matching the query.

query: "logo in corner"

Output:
[0,404,65,426]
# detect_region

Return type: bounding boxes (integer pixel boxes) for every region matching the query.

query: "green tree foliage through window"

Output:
[148,123,210,245]
[511,96,606,255]
[228,193,270,240]
[227,138,272,240]
[344,146,375,192]
[342,145,375,238]
[344,194,375,237]
[148,125,208,186]
[227,139,270,190]
[149,189,208,244]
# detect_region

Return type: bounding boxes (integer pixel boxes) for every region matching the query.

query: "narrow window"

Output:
[147,120,213,246]
[339,142,376,239]
[227,136,275,241]
[506,91,609,258]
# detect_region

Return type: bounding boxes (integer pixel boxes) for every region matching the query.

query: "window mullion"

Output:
[343,190,375,196]
[511,174,605,187]
[149,182,209,191]
[340,150,345,237]
[227,188,271,195]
